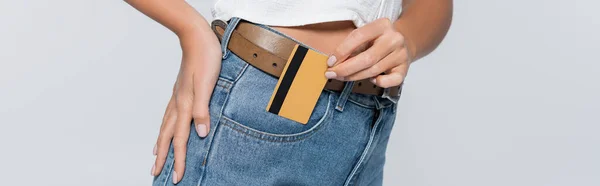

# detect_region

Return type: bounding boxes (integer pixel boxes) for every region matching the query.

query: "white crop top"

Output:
[211,0,403,27]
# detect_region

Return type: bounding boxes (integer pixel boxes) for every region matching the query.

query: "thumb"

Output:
[192,105,210,138]
[192,78,214,138]
[191,55,220,138]
[193,108,210,138]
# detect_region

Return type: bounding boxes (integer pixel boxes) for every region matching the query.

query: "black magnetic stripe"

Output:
[268,46,308,114]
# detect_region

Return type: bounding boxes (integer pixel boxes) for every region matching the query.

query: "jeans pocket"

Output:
[220,64,334,142]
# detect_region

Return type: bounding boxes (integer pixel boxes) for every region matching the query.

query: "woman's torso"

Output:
[272,21,356,55]
[212,0,402,54]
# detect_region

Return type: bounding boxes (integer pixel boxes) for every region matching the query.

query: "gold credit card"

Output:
[266,44,328,124]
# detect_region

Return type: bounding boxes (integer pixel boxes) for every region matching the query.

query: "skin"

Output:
[125,0,452,184]
[323,0,454,87]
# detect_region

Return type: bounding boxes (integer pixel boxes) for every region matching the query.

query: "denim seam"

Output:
[344,107,385,186]
[215,84,229,91]
[217,77,233,85]
[232,62,249,83]
[324,89,391,109]
[346,99,376,109]
[216,55,249,89]
[336,81,355,112]
[347,98,393,109]
[197,106,227,186]
[216,78,232,92]
[350,110,386,185]
[161,152,175,186]
[219,93,333,142]
[197,56,247,186]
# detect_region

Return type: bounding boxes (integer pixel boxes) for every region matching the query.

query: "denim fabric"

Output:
[152,18,399,186]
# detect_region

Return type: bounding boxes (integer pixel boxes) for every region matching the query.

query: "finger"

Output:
[192,105,210,138]
[192,69,219,138]
[327,18,392,67]
[327,33,399,79]
[372,64,410,88]
[345,48,408,81]
[172,97,193,184]
[158,95,176,135]
[153,97,178,176]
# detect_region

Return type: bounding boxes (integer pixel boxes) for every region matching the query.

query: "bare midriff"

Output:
[271,21,356,55]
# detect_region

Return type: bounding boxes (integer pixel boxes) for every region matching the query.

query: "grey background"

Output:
[0,0,597,185]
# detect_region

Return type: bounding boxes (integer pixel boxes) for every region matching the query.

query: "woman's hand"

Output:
[324,18,413,88]
[125,0,223,183]
[151,33,222,184]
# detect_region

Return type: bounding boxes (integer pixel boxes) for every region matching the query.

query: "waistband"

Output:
[218,17,400,109]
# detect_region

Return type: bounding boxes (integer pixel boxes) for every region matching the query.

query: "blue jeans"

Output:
[153,18,399,186]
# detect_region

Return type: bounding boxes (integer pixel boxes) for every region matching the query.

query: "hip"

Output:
[195,50,399,185]
[152,18,401,186]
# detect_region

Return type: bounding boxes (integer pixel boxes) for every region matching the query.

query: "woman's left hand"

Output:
[325,18,412,88]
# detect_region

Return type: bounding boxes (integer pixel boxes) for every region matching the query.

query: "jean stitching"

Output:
[336,81,355,112]
[196,77,235,186]
[216,82,229,89]
[219,93,333,142]
[351,110,386,184]
[217,77,233,84]
[216,78,232,91]
[344,108,386,186]
[347,98,394,109]
[162,150,175,186]
[233,63,249,83]
[347,99,376,109]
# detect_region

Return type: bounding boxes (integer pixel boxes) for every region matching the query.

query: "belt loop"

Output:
[220,17,242,59]
[382,83,403,104]
[373,96,385,110]
[335,81,355,112]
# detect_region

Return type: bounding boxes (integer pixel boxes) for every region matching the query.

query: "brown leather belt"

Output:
[211,19,401,97]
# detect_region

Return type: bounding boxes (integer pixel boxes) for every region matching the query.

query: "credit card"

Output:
[266,44,328,124]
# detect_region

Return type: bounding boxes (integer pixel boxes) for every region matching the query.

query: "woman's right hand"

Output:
[151,33,222,184]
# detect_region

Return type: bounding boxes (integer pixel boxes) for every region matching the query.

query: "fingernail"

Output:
[151,164,155,176]
[153,144,157,155]
[172,171,178,184]
[371,78,377,84]
[325,71,337,79]
[196,124,208,138]
[327,56,337,67]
